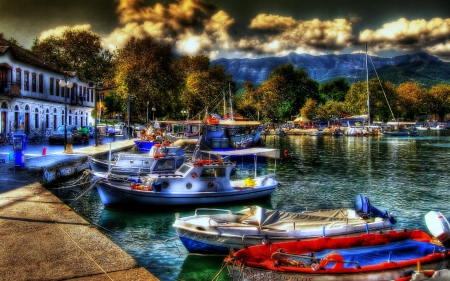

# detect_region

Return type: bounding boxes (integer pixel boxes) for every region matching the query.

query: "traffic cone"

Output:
[42,147,47,156]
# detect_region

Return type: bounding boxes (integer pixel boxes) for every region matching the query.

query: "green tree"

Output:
[103,92,125,118]
[396,82,426,121]
[319,78,350,103]
[425,84,450,121]
[260,64,319,121]
[299,98,317,120]
[31,29,114,82]
[315,100,346,121]
[114,36,176,121]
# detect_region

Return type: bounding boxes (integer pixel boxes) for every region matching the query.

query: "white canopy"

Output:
[209,148,280,159]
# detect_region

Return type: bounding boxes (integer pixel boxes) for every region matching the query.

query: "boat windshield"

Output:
[178,164,191,174]
[200,168,226,178]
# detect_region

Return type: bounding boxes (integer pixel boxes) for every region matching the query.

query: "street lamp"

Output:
[59,78,73,153]
[152,107,156,121]
[89,81,103,146]
[127,94,134,140]
[146,101,150,124]
[181,109,187,120]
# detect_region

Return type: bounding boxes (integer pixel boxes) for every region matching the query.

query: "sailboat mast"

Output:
[223,88,226,117]
[229,83,234,121]
[366,43,371,125]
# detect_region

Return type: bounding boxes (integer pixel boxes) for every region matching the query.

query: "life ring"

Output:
[191,172,198,178]
[319,253,344,270]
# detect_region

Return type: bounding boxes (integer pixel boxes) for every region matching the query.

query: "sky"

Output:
[1,0,450,61]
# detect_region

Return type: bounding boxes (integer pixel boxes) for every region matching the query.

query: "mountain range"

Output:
[211,52,450,88]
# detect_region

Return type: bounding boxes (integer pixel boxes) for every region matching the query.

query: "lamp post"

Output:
[146,101,150,124]
[127,94,134,140]
[89,82,103,146]
[181,109,187,120]
[152,107,156,121]
[59,78,73,153]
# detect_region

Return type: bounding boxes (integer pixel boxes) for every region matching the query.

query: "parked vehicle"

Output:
[49,125,82,144]
[114,124,123,135]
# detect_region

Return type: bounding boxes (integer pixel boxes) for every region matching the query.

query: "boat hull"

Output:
[175,225,393,255]
[226,262,447,281]
[225,230,450,281]
[95,180,276,207]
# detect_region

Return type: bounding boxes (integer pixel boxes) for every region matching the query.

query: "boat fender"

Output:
[319,253,344,270]
[131,182,137,189]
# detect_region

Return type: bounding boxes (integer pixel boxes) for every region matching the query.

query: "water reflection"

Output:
[50,130,450,281]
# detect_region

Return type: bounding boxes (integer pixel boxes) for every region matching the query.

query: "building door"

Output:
[1,111,6,133]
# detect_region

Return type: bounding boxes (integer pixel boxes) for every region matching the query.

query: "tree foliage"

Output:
[319,78,350,103]
[114,36,176,120]
[31,29,114,82]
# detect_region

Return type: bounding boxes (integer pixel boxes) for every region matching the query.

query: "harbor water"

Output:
[51,130,450,281]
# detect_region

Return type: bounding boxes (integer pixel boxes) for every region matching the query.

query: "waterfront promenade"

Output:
[0,139,159,281]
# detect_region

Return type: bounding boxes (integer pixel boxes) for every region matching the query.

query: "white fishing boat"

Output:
[173,194,397,254]
[430,124,446,131]
[89,143,185,174]
[93,148,280,207]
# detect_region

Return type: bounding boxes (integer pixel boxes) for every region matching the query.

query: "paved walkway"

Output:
[0,139,158,281]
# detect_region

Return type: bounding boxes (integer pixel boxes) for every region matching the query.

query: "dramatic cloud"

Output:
[360,18,450,58]
[240,15,354,57]
[34,1,450,60]
[39,24,93,40]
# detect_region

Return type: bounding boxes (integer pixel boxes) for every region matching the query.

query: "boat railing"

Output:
[194,208,233,216]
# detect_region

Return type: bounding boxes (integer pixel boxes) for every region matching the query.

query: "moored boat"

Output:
[89,143,185,174]
[173,194,396,255]
[224,229,450,281]
[93,148,280,208]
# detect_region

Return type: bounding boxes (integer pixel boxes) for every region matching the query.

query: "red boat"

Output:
[224,229,450,281]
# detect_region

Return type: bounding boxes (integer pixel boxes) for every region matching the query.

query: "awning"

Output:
[293,117,311,122]
[205,148,280,159]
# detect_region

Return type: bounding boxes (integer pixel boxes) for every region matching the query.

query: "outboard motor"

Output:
[354,194,396,224]
[425,211,450,248]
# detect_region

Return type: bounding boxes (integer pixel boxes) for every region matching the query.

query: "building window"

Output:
[56,79,60,96]
[31,73,36,92]
[39,74,43,93]
[50,78,54,95]
[15,69,21,88]
[24,71,29,91]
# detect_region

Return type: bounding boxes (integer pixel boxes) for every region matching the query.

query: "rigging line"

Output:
[28,181,114,281]
[368,55,396,122]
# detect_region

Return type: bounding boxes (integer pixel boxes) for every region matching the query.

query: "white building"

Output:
[0,38,95,136]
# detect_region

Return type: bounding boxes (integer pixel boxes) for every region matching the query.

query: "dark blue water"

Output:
[51,130,450,281]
